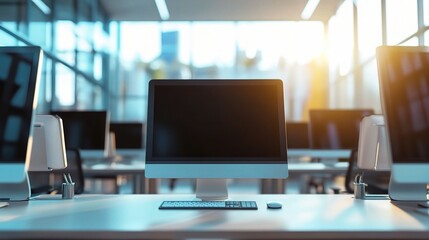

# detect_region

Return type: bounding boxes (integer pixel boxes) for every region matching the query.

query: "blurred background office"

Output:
[1,0,428,194]
[1,0,428,122]
[0,0,429,121]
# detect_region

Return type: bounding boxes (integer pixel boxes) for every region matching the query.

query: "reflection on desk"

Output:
[1,194,428,240]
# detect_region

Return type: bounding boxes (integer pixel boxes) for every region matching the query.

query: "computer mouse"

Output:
[266,201,282,209]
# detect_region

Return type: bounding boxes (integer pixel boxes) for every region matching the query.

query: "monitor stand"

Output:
[388,177,428,201]
[195,179,228,201]
[105,132,123,162]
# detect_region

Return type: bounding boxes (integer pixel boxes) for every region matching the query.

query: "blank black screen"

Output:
[110,122,144,149]
[51,111,108,150]
[377,46,429,163]
[0,46,41,163]
[286,122,310,149]
[309,109,374,150]
[149,80,285,160]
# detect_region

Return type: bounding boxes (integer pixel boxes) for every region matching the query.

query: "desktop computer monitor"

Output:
[109,122,145,158]
[50,110,109,157]
[109,122,145,149]
[308,109,374,150]
[146,79,288,200]
[0,46,42,200]
[377,46,429,199]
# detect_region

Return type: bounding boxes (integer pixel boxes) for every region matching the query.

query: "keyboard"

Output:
[159,201,258,210]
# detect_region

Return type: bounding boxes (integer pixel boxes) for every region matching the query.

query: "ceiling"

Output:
[99,0,344,22]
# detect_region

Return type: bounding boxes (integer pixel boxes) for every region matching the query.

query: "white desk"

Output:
[1,194,429,239]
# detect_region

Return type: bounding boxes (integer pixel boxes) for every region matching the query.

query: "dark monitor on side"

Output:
[0,46,42,200]
[50,111,109,156]
[109,122,145,149]
[145,79,288,200]
[309,109,374,150]
[286,122,310,149]
[377,46,429,201]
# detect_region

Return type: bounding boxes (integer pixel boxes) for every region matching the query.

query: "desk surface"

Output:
[1,194,429,240]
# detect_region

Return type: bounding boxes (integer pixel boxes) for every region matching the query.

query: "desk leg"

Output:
[132,175,159,194]
[147,179,159,194]
[133,174,142,194]
[261,179,271,194]
[260,179,285,194]
[300,175,311,193]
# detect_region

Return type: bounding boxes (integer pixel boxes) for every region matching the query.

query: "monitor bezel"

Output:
[145,79,288,165]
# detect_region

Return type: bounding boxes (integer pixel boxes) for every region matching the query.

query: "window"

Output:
[54,63,75,107]
[328,1,354,78]
[116,21,325,121]
[386,0,418,45]
[357,0,382,62]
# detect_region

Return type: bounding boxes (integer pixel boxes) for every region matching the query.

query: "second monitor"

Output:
[109,122,145,149]
[145,79,288,200]
[309,109,374,150]
[286,122,310,149]
[51,110,109,157]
